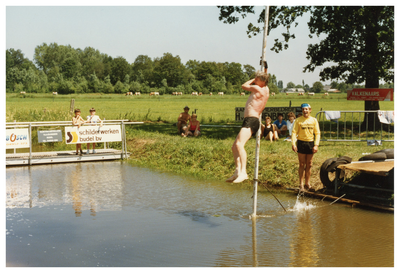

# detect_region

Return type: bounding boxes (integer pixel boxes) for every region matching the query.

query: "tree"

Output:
[153,53,186,87]
[110,56,131,85]
[217,6,394,129]
[312,81,324,93]
[286,81,295,88]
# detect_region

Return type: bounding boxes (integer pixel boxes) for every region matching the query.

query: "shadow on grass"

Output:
[130,123,241,140]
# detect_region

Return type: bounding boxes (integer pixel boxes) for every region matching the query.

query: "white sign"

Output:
[65,125,122,144]
[6,128,30,149]
[38,130,63,143]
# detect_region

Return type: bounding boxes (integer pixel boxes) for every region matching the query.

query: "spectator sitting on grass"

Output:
[261,116,278,142]
[183,114,201,137]
[177,106,191,136]
[273,113,287,137]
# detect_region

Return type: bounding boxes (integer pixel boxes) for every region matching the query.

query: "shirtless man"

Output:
[177,106,191,135]
[227,69,270,183]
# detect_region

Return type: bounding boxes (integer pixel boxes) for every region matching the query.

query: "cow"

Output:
[178,92,183,96]
[308,92,315,96]
[52,92,57,95]
[240,92,245,96]
[218,92,224,96]
[150,92,159,96]
[286,93,289,96]
[20,91,26,94]
[135,92,141,96]
[172,92,177,96]
[199,92,203,96]
[298,92,304,96]
[271,92,275,96]
[125,92,133,96]
[209,92,213,96]
[324,92,329,96]
[191,92,198,96]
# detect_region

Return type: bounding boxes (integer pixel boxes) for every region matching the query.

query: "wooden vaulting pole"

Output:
[251,6,269,219]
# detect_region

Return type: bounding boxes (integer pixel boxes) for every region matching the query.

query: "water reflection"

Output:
[6,162,394,267]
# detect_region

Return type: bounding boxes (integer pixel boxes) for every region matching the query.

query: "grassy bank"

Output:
[125,123,394,189]
[6,93,395,189]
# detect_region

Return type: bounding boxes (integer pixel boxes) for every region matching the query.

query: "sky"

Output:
[3,2,343,87]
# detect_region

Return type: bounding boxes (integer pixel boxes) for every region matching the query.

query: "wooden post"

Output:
[70,99,75,113]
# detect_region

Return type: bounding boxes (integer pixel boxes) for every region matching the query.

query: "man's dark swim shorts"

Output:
[297,140,314,154]
[242,117,260,136]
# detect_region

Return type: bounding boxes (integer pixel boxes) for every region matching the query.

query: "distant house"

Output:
[284,88,305,94]
[327,88,341,93]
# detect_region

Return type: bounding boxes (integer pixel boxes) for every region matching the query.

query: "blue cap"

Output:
[301,103,311,108]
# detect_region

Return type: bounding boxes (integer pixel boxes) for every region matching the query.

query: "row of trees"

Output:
[7,44,285,95]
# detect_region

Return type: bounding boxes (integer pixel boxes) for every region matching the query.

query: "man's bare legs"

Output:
[297,153,314,190]
[226,128,252,183]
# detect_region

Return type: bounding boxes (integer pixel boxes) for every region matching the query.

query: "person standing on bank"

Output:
[291,103,321,191]
[72,109,86,155]
[226,66,270,183]
[86,108,103,154]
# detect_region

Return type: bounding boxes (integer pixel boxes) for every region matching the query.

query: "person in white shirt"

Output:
[285,112,296,141]
[86,108,103,154]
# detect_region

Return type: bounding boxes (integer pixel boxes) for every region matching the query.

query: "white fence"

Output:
[315,110,394,143]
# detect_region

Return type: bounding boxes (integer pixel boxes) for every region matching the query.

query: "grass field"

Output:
[6,92,395,190]
[6,92,394,123]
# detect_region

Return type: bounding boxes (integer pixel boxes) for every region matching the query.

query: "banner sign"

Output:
[347,88,393,101]
[235,107,301,122]
[6,128,30,149]
[65,125,122,144]
[38,130,63,143]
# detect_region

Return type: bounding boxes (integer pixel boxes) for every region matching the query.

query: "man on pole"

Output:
[226,65,269,183]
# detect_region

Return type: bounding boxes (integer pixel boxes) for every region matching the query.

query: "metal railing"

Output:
[315,110,394,142]
[6,120,143,164]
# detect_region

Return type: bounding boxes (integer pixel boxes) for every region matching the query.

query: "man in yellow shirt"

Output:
[291,103,321,191]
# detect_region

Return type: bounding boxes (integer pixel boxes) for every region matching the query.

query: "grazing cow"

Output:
[125,92,133,96]
[240,92,245,96]
[298,92,304,96]
[149,92,159,96]
[178,92,183,96]
[324,92,329,96]
[218,92,224,96]
[52,92,58,95]
[308,92,315,96]
[271,92,275,96]
[286,93,289,96]
[20,91,26,94]
[199,92,203,96]
[135,92,141,96]
[191,92,198,96]
[209,92,213,96]
[172,92,177,96]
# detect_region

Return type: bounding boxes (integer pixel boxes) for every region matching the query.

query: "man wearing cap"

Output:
[291,103,321,191]
[177,106,191,135]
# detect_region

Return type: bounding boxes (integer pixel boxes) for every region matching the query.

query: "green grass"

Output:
[6,92,395,189]
[5,92,394,123]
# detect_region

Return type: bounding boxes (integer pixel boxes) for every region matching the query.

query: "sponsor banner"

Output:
[38,130,63,143]
[347,88,393,101]
[235,107,301,122]
[6,128,30,149]
[65,125,122,144]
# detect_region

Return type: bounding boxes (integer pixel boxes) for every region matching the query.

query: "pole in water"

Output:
[251,6,270,219]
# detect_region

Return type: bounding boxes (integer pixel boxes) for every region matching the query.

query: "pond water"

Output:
[6,161,394,267]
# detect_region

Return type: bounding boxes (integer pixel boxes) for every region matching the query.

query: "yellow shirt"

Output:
[291,116,321,146]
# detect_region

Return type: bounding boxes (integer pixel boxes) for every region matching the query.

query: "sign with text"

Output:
[6,128,30,149]
[235,107,301,122]
[347,88,393,101]
[38,130,63,143]
[65,125,122,144]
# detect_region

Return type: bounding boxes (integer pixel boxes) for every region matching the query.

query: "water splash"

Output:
[289,193,316,212]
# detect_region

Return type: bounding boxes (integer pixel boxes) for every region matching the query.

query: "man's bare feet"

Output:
[232,174,248,183]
